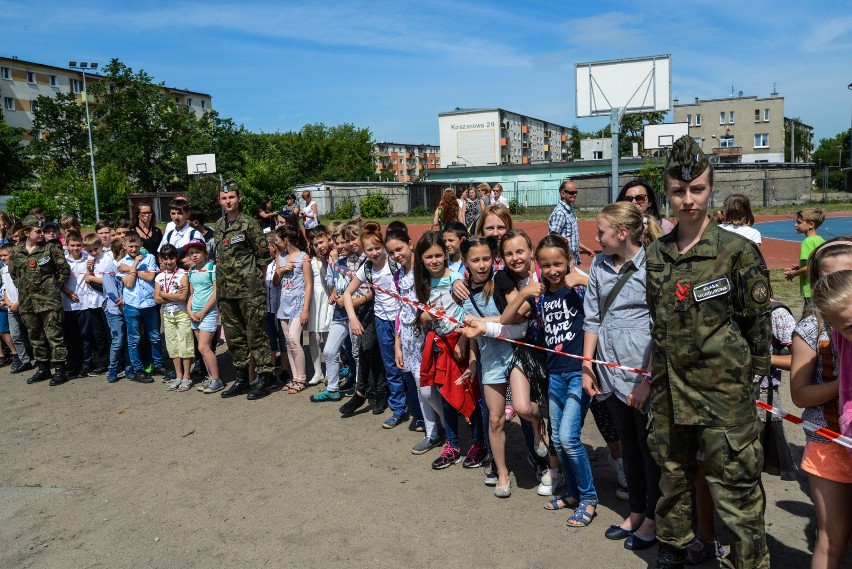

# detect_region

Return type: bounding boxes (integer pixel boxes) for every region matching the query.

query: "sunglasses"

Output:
[623,195,648,204]
[561,190,578,196]
[139,212,152,216]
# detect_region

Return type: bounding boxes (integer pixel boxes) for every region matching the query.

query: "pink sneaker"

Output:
[505,404,516,422]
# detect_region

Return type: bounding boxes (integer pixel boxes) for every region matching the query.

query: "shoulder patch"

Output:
[37,256,51,266]
[751,280,769,303]
[693,277,731,302]
[229,233,246,245]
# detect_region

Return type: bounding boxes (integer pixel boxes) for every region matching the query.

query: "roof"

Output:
[674,95,783,106]
[0,55,211,98]
[438,107,572,129]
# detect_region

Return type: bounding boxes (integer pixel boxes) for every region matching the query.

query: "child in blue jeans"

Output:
[118,233,163,382]
[103,239,130,382]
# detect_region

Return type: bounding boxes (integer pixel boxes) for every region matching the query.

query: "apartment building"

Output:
[374,142,440,182]
[438,108,572,168]
[673,93,785,163]
[0,56,212,140]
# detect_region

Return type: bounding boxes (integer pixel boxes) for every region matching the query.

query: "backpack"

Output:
[165,227,202,256]
[364,257,401,293]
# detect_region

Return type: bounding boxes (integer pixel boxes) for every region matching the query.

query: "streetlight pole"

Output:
[69,61,100,221]
[848,82,852,170]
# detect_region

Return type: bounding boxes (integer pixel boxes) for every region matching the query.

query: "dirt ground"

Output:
[0,331,824,569]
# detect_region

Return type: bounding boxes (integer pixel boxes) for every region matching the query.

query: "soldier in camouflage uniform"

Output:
[215,181,275,400]
[646,136,771,569]
[9,216,71,386]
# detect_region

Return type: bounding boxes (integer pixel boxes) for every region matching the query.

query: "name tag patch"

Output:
[647,262,665,272]
[229,234,245,245]
[693,277,731,302]
[37,256,51,266]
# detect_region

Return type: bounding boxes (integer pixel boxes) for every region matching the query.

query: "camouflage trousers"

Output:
[648,414,769,569]
[219,296,272,375]
[20,309,67,365]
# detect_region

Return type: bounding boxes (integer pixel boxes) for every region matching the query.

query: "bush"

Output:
[326,197,356,220]
[359,191,391,218]
[7,188,60,222]
[409,205,429,216]
[509,198,526,215]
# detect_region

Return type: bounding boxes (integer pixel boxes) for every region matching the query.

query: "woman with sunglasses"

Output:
[131,202,164,257]
[617,180,674,234]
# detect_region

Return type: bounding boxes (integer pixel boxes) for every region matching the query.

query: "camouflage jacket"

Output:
[646,219,771,426]
[214,212,271,299]
[8,241,71,313]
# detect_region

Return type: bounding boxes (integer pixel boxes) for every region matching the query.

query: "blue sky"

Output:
[4,1,851,145]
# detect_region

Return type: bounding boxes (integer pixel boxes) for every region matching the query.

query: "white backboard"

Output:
[643,122,689,150]
[575,55,671,118]
[187,153,217,174]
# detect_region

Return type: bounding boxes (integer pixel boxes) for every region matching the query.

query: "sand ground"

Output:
[1,337,824,569]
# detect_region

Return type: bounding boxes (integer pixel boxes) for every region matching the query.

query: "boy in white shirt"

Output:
[82,232,111,374]
[62,231,98,377]
[0,244,29,373]
[159,199,202,269]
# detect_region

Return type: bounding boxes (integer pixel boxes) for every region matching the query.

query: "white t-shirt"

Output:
[265,258,283,314]
[160,223,201,252]
[355,259,400,321]
[155,269,187,314]
[719,223,762,245]
[302,201,318,230]
[63,252,98,311]
[89,252,112,305]
[494,195,510,208]
[2,266,18,303]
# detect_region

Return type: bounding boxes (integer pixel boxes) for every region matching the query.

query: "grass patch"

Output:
[769,268,803,315]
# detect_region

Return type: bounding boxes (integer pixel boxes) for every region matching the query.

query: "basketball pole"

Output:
[610,107,623,203]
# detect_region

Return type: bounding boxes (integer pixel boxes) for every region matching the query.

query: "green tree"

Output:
[812,131,851,191]
[566,125,581,161]
[28,92,90,174]
[784,117,815,163]
[600,111,667,156]
[0,114,31,193]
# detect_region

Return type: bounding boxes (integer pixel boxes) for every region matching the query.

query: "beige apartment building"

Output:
[0,56,212,140]
[673,93,785,163]
[374,142,440,182]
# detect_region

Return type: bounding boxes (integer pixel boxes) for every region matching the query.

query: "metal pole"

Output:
[81,70,100,221]
[790,119,795,163]
[610,107,621,203]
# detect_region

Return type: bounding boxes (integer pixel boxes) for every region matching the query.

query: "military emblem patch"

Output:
[751,281,769,303]
[681,165,692,181]
[693,277,731,302]
[37,256,50,266]
[230,234,246,245]
[675,281,691,301]
[29,260,36,268]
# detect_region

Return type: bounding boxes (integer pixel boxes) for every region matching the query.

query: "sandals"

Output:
[566,499,597,528]
[544,494,579,511]
[285,381,307,394]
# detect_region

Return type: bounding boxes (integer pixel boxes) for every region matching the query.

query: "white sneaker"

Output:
[537,471,564,496]
[307,374,324,386]
[608,454,628,488]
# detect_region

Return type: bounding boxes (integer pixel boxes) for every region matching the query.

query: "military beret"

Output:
[665,135,710,182]
[22,215,42,228]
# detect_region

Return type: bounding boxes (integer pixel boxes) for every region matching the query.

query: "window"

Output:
[30,100,38,113]
[26,71,35,84]
[720,136,735,148]
[755,109,760,122]
[186,98,193,107]
[70,79,81,93]
[729,111,735,124]
[0,66,10,80]
[764,108,770,121]
[592,151,603,160]
[4,97,14,111]
[720,112,726,124]
[687,114,692,126]
[201,100,206,109]
[49,74,57,87]
[695,114,702,126]
[754,133,769,148]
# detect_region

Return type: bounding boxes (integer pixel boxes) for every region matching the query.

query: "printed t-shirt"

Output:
[155,269,187,314]
[428,271,465,336]
[531,285,585,374]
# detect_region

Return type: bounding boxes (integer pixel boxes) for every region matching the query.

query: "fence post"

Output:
[763,170,769,207]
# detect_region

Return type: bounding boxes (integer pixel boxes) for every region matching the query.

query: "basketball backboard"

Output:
[186,153,217,175]
[575,55,671,118]
[643,122,689,150]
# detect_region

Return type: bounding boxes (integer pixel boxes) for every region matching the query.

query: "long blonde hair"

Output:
[600,202,661,247]
[811,269,852,328]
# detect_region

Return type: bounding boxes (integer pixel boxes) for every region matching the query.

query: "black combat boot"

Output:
[654,543,688,569]
[246,373,270,400]
[49,363,68,386]
[27,363,52,384]
[340,392,366,416]
[220,369,250,398]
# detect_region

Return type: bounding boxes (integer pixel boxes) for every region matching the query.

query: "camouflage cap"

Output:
[22,215,42,228]
[665,135,710,182]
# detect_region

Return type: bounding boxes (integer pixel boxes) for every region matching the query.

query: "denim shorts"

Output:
[0,309,9,334]
[191,309,219,332]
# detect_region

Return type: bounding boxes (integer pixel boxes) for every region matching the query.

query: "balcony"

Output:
[521,125,529,134]
[712,146,743,157]
[522,142,531,150]
[501,155,511,164]
[543,144,551,152]
[500,137,508,147]
[544,130,552,138]
[561,134,568,142]
[522,156,530,164]
[501,121,510,130]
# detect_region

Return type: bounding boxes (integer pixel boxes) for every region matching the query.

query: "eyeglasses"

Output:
[623,195,648,204]
[561,190,578,196]
[139,211,152,216]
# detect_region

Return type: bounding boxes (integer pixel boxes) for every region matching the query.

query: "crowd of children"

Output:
[4,140,852,568]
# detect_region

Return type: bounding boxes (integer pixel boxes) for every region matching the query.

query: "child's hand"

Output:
[86,259,94,271]
[451,279,470,302]
[300,311,309,327]
[521,280,544,298]
[454,369,472,385]
[350,320,364,337]
[459,320,487,339]
[627,380,650,410]
[394,348,404,370]
[582,365,600,397]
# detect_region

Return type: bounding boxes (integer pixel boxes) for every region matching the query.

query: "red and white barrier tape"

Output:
[757,401,852,449]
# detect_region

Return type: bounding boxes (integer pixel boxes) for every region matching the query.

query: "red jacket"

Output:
[420,330,480,420]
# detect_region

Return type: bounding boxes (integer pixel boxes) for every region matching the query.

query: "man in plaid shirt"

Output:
[548,180,594,265]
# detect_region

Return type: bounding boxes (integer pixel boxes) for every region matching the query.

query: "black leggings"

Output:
[589,397,620,444]
[606,395,661,519]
